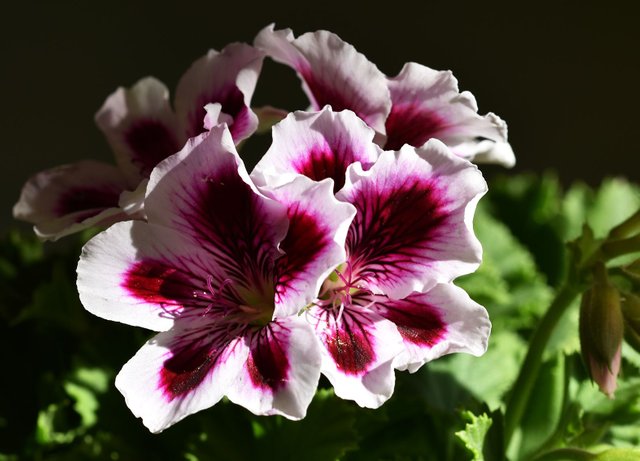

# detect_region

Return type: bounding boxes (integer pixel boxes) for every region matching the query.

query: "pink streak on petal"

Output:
[186,86,246,140]
[55,186,122,222]
[325,321,375,375]
[122,260,194,306]
[384,104,446,151]
[124,120,181,178]
[381,299,447,347]
[292,142,367,193]
[160,343,215,401]
[276,206,329,297]
[347,176,450,287]
[247,327,290,391]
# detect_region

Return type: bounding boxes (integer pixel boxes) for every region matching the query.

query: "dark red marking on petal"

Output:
[346,176,449,288]
[124,120,181,178]
[247,327,290,391]
[293,143,363,193]
[383,103,446,151]
[276,206,328,296]
[175,162,280,292]
[160,342,215,400]
[380,298,447,347]
[56,186,121,221]
[325,321,375,375]
[187,86,246,139]
[122,260,195,305]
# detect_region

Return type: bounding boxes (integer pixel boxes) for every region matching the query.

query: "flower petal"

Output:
[78,220,216,331]
[386,63,515,167]
[255,25,391,135]
[371,284,490,373]
[251,107,382,192]
[95,77,182,184]
[115,318,249,433]
[174,43,264,142]
[262,175,355,317]
[13,160,129,240]
[337,140,487,299]
[306,302,404,408]
[226,317,322,419]
[144,125,289,299]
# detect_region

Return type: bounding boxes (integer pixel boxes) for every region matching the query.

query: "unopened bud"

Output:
[579,263,624,398]
[621,291,640,353]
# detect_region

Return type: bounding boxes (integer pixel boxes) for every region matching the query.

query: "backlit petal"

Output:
[255,25,391,135]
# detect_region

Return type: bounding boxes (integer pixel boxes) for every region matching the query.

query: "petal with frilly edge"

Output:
[114,317,249,433]
[13,160,129,241]
[337,140,487,299]
[226,317,322,419]
[263,176,355,317]
[175,43,264,143]
[95,77,182,185]
[255,25,391,135]
[370,284,490,373]
[305,301,404,408]
[386,63,515,167]
[251,107,382,192]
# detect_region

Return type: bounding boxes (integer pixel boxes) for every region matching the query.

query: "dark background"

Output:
[3,1,639,233]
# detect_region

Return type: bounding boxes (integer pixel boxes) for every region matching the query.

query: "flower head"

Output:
[15,43,264,240]
[255,25,514,167]
[253,107,491,407]
[77,124,355,432]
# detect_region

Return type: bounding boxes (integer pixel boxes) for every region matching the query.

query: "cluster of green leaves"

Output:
[2,174,640,460]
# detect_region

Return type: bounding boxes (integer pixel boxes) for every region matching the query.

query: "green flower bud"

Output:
[579,263,624,398]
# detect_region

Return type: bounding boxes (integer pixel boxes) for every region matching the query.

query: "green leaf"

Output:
[455,411,493,461]
[593,447,640,461]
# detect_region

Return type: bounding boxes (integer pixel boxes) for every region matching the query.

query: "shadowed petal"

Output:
[251,107,382,192]
[386,63,515,167]
[226,317,322,419]
[96,77,182,184]
[14,160,129,240]
[255,25,391,135]
[175,43,264,142]
[370,284,490,373]
[338,140,487,299]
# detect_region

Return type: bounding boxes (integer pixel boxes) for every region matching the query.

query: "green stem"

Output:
[531,448,596,461]
[601,235,640,260]
[503,284,581,446]
[609,209,640,239]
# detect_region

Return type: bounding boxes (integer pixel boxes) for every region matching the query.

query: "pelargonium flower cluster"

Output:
[15,25,509,432]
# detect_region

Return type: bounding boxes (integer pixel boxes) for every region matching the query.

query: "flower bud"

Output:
[579,263,624,398]
[621,291,640,353]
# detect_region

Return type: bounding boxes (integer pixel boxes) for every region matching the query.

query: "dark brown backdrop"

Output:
[3,1,639,232]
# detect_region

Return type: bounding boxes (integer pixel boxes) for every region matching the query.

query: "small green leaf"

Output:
[593,447,640,461]
[455,411,493,461]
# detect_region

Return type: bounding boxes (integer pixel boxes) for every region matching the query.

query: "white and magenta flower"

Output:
[253,107,491,407]
[77,124,356,432]
[255,25,515,167]
[14,42,264,240]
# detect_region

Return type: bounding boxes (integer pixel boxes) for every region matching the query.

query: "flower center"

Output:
[193,275,275,327]
[314,263,369,322]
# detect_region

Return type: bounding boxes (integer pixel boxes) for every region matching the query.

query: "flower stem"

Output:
[531,448,596,461]
[609,209,640,239]
[601,234,640,260]
[503,283,582,446]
